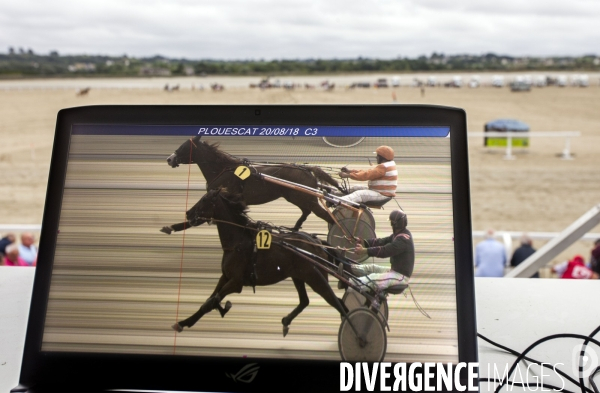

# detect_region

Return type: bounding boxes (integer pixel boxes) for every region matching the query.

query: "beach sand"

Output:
[1,80,599,267]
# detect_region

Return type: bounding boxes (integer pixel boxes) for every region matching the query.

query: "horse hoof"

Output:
[283,325,289,337]
[160,227,172,235]
[172,323,183,332]
[219,301,232,318]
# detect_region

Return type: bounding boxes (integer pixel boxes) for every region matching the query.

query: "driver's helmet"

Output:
[375,146,394,161]
[389,209,407,231]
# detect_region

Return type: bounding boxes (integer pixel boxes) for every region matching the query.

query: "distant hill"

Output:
[1,51,599,78]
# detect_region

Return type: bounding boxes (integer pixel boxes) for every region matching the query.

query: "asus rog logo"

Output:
[226,363,260,383]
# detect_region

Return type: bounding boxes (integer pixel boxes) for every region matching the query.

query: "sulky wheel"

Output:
[328,206,375,231]
[322,136,365,148]
[338,308,387,362]
[342,289,389,324]
[327,218,375,263]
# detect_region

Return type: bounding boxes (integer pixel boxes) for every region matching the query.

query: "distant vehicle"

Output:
[469,76,480,88]
[412,78,424,87]
[444,76,462,88]
[391,76,400,87]
[557,75,567,87]
[211,83,224,91]
[571,74,589,87]
[492,75,505,88]
[510,81,531,92]
[321,80,335,90]
[535,76,547,87]
[349,82,371,88]
[374,78,388,88]
[427,76,437,87]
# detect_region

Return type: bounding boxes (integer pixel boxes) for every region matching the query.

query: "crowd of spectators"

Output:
[474,230,600,279]
[0,233,37,267]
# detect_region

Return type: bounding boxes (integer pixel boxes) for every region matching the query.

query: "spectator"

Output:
[475,229,507,277]
[590,239,600,277]
[0,233,16,256]
[2,244,28,266]
[552,255,597,279]
[510,234,539,278]
[18,232,38,266]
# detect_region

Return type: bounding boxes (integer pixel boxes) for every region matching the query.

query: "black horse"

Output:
[170,189,348,336]
[165,136,341,231]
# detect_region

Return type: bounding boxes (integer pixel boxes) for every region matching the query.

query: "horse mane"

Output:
[203,141,242,166]
[218,191,250,224]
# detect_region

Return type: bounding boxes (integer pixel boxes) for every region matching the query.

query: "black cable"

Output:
[490,333,600,393]
[480,377,574,393]
[478,333,593,393]
[578,326,600,392]
[589,367,600,393]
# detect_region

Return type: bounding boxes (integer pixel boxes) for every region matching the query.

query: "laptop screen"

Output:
[21,106,476,392]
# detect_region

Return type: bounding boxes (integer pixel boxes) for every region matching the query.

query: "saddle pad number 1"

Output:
[234,166,251,180]
[256,230,271,249]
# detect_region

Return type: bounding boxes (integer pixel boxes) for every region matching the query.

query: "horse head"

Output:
[167,136,202,168]
[186,188,248,227]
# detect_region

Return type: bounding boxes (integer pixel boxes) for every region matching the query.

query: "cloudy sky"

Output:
[1,0,599,59]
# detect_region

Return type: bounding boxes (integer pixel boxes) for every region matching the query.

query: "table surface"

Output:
[1,267,599,393]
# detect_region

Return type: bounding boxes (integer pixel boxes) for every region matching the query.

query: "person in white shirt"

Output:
[18,232,38,266]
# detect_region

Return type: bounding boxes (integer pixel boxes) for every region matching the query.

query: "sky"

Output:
[1,0,599,60]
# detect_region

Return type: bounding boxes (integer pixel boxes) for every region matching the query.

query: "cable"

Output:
[578,326,600,392]
[477,327,600,393]
[590,367,600,393]
[480,377,574,393]
[478,333,592,393]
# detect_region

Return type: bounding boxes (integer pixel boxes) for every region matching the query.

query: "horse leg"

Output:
[173,278,243,332]
[308,200,335,227]
[208,275,233,318]
[281,277,310,337]
[305,269,348,318]
[160,221,189,234]
[292,209,311,231]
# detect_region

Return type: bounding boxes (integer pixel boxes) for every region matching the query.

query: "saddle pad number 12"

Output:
[256,230,272,249]
[234,166,251,180]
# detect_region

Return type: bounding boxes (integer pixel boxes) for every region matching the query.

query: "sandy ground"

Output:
[0,78,599,267]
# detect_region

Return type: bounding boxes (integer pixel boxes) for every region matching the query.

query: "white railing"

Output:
[468,131,581,160]
[0,224,42,232]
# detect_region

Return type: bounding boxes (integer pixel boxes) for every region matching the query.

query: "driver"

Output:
[337,145,397,205]
[343,209,414,294]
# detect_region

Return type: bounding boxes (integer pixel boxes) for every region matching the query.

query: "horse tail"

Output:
[304,165,343,192]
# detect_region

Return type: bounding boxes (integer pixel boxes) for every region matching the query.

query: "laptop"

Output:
[14,105,476,392]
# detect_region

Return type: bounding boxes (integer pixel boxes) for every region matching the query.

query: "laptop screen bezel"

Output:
[18,105,476,392]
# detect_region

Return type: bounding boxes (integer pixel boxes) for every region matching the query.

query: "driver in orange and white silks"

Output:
[338,145,397,205]
[350,210,414,294]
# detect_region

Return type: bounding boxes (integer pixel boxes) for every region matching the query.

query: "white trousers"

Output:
[350,263,408,292]
[338,185,391,204]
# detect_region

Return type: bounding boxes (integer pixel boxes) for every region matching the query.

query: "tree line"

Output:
[1,50,598,78]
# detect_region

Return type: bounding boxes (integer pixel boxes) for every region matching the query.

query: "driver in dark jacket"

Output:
[349,209,414,293]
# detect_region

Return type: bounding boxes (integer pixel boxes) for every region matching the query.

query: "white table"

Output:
[1,267,599,393]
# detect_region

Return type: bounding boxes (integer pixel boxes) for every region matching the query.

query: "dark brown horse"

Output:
[165,135,341,231]
[170,189,347,336]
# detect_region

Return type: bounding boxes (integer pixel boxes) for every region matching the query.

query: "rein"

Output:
[194,215,356,253]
